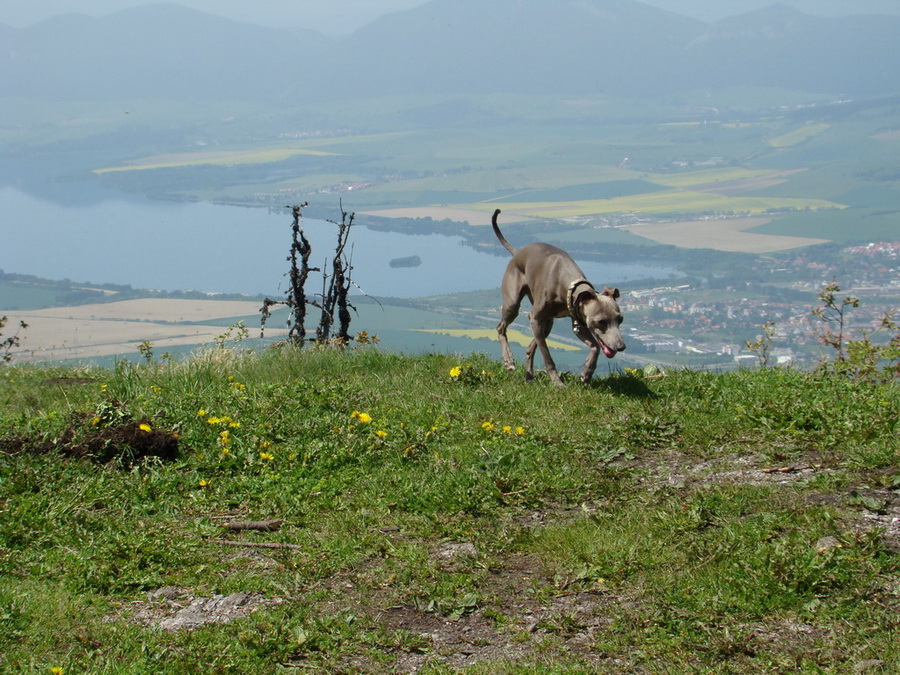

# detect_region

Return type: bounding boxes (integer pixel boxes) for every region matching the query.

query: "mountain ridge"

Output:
[2,1,899,103]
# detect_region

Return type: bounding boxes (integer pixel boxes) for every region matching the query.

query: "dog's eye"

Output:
[597,321,608,332]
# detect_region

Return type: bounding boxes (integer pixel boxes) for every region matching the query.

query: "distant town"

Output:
[621,242,899,368]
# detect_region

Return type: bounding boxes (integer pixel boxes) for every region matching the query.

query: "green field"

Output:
[68,94,896,252]
[1,344,897,672]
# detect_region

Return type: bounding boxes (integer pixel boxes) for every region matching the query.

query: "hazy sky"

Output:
[2,0,899,33]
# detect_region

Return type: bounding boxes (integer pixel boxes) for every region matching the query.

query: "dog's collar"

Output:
[566,278,595,318]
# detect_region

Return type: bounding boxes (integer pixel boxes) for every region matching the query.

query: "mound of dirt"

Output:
[64,420,180,465]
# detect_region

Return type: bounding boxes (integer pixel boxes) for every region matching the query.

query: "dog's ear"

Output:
[576,289,596,305]
[602,286,621,300]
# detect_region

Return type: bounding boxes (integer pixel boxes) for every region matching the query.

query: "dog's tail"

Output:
[491,209,516,256]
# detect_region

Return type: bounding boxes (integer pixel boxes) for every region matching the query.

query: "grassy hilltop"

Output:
[0,344,898,673]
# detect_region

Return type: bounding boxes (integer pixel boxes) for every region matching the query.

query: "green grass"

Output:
[0,347,898,673]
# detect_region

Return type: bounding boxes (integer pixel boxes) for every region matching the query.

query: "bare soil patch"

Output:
[121,587,276,631]
[12,298,264,322]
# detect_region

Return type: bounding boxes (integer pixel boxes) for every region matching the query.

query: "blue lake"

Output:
[1,187,675,299]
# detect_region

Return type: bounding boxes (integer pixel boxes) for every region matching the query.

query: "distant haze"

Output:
[2,0,900,33]
[5,1,899,102]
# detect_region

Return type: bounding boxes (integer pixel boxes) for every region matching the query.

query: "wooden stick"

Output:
[210,539,302,551]
[223,519,284,532]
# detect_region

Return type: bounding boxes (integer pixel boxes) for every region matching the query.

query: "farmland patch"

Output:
[1,299,280,362]
[464,191,844,219]
[94,147,337,174]
[622,217,831,253]
[768,123,830,148]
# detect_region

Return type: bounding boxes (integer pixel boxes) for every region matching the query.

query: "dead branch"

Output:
[261,202,364,346]
[260,203,317,342]
[223,519,284,532]
[210,539,302,551]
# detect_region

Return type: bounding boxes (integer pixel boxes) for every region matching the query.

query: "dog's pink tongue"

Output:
[600,340,616,358]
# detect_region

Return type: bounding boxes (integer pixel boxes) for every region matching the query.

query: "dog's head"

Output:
[578,286,626,358]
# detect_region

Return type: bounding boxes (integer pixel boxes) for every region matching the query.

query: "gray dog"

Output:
[493,209,625,386]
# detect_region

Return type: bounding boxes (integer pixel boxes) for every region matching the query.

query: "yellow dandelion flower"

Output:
[516,426,526,436]
[502,425,512,434]
[198,479,209,487]
[197,409,207,417]
[482,421,495,432]
[50,668,64,675]
[449,365,462,378]
[259,451,274,461]
[357,412,372,424]
[351,410,361,420]
[220,447,230,456]
[139,423,152,433]
[375,430,388,439]
[91,416,101,426]
[229,421,241,428]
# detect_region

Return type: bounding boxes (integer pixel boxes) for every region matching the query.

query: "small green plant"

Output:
[811,280,860,362]
[448,363,494,385]
[812,280,899,382]
[745,320,777,367]
[352,330,379,348]
[136,339,155,363]
[0,315,27,362]
[213,321,250,349]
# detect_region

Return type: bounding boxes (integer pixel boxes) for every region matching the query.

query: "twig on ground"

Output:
[210,539,301,551]
[223,519,284,532]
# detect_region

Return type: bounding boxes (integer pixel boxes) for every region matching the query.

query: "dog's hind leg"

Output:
[524,337,537,382]
[497,305,519,370]
[529,314,564,386]
[496,269,527,370]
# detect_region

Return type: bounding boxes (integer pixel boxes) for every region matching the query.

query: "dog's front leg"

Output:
[580,345,600,384]
[574,322,600,384]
